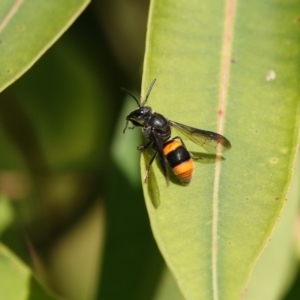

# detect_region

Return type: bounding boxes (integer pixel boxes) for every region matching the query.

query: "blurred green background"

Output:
[0,1,299,299]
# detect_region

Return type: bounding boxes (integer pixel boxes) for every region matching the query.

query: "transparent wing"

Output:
[170,120,231,154]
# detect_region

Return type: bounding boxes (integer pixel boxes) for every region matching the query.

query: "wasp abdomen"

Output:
[163,140,194,185]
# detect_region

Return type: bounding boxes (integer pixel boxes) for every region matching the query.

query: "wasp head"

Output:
[123,106,152,133]
[122,79,156,133]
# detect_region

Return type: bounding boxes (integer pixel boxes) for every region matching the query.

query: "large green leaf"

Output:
[137,0,300,299]
[0,0,90,92]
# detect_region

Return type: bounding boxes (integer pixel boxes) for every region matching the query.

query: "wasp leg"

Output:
[123,121,135,133]
[123,121,128,133]
[151,130,169,186]
[190,153,203,160]
[144,151,157,183]
[138,141,151,151]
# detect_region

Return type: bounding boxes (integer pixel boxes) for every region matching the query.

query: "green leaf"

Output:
[0,0,90,92]
[140,0,300,298]
[0,244,61,300]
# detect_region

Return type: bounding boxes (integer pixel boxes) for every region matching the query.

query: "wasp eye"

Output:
[135,107,151,118]
[138,109,145,115]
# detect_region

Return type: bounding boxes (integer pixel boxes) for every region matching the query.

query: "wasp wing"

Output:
[170,121,231,154]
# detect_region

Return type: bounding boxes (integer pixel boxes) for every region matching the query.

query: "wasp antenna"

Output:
[121,87,141,107]
[142,78,156,106]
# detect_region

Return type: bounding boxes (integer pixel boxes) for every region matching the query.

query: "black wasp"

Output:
[122,79,231,185]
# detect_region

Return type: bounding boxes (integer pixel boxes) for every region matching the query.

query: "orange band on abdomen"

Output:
[172,159,194,184]
[163,140,181,155]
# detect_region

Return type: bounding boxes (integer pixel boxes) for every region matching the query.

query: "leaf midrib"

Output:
[212,0,236,298]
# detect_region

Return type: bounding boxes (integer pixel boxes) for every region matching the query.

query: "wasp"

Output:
[122,79,231,185]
